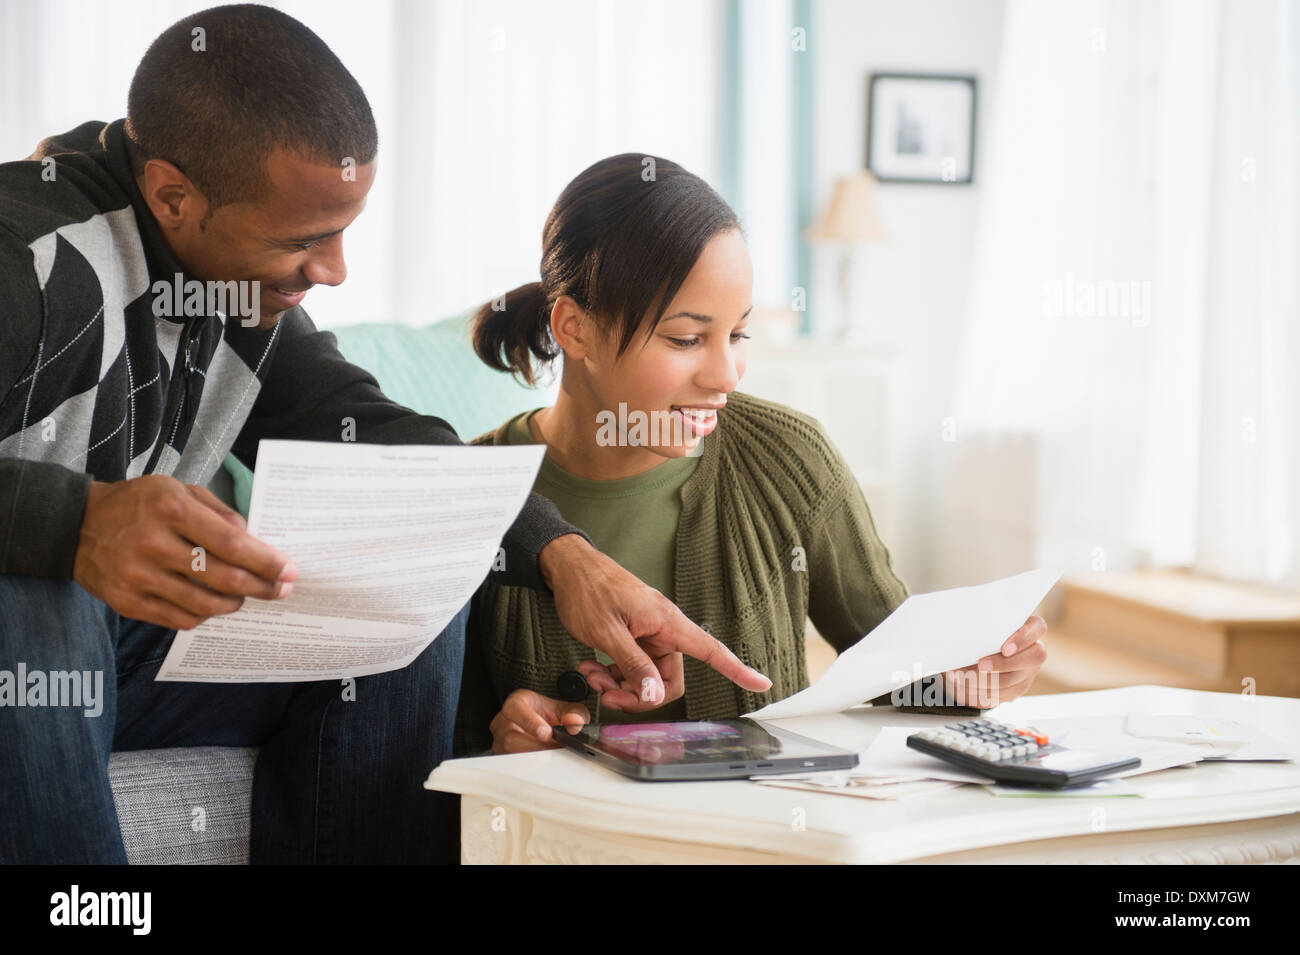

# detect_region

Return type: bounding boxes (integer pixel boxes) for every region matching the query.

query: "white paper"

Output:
[157,440,544,682]
[1124,714,1296,761]
[1026,717,1209,777]
[983,777,1141,797]
[747,568,1061,720]
[751,726,997,785]
[753,777,962,800]
[852,726,999,784]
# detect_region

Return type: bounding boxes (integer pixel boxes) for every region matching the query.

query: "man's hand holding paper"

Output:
[74,474,300,633]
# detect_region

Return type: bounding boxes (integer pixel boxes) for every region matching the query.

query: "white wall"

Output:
[811,0,1006,591]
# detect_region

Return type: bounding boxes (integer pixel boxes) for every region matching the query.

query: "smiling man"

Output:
[0,4,769,864]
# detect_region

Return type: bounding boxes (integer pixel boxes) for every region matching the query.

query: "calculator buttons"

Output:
[918,718,1048,764]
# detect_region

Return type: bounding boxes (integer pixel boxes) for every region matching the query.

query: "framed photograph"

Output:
[866,72,977,184]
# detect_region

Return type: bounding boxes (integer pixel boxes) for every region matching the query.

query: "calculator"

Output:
[906,717,1141,789]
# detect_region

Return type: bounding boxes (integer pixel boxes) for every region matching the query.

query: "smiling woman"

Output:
[454,154,1050,757]
[455,155,932,756]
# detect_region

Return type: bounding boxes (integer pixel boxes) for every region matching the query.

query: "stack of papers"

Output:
[752,716,1271,800]
[751,726,993,801]
[984,778,1141,797]
[1025,716,1211,777]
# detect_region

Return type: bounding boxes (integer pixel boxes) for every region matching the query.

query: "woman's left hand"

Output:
[944,615,1048,708]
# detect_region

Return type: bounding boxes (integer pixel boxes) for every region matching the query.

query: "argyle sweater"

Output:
[0,119,581,588]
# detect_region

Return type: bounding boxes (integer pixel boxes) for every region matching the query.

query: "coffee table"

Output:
[425,685,1300,864]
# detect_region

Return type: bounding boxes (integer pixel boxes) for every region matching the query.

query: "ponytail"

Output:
[473,154,741,384]
[471,281,558,386]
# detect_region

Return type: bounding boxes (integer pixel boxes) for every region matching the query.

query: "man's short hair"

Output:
[125,3,378,210]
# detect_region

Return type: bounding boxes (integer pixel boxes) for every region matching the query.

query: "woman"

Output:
[455,154,1047,755]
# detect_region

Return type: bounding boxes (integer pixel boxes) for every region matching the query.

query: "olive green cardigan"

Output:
[453,391,910,754]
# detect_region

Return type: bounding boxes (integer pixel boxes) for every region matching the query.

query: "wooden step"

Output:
[1059,587,1229,678]
[1046,571,1300,697]
[1063,570,1300,624]
[1030,624,1227,695]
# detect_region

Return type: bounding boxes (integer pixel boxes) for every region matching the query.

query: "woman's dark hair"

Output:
[473,154,742,385]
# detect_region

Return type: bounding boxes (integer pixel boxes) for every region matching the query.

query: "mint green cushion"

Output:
[222,311,552,517]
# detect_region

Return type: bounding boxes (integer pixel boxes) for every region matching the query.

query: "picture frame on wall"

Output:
[865,72,977,184]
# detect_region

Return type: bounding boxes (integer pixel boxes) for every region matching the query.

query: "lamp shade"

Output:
[805,171,888,242]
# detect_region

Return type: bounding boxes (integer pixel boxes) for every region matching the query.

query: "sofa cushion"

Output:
[109,747,258,864]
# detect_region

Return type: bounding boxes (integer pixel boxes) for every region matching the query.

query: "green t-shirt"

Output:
[504,409,699,722]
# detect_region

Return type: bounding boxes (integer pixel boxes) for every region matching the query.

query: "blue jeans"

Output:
[0,575,468,864]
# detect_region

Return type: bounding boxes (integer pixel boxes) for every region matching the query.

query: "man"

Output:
[0,4,770,864]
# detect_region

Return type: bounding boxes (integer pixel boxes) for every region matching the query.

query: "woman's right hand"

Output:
[489,689,591,755]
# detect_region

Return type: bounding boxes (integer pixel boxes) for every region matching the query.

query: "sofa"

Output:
[108,311,552,863]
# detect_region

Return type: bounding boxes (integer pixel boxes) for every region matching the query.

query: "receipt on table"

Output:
[157,440,543,683]
[747,568,1061,720]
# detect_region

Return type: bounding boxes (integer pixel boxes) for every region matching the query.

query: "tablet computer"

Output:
[552,718,859,781]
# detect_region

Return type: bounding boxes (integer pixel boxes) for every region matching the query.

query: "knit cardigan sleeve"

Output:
[803,445,910,655]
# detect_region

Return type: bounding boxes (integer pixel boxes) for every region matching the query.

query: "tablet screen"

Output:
[559,718,839,766]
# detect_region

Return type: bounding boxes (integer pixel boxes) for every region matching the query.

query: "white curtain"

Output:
[1195,0,1299,587]
[731,0,798,309]
[949,0,1299,591]
[406,0,721,323]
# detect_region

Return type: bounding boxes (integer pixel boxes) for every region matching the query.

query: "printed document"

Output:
[157,440,544,683]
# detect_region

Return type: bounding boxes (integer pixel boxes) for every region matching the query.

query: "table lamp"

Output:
[805,171,888,341]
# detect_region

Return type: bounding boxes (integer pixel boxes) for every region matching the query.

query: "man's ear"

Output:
[138,158,208,231]
[549,295,591,361]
